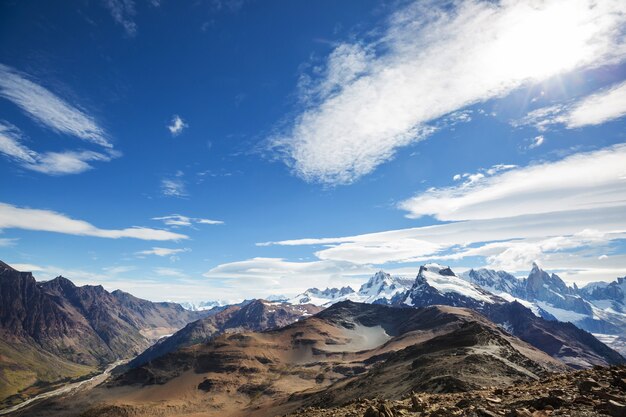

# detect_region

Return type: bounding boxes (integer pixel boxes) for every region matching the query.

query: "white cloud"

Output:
[104,0,137,36]
[0,238,18,247]
[566,81,626,127]
[153,214,223,227]
[102,265,136,274]
[516,80,626,130]
[270,0,626,184]
[399,144,626,221]
[0,64,111,147]
[0,63,119,175]
[136,247,190,257]
[153,267,187,278]
[259,205,626,271]
[161,177,187,197]
[167,115,188,136]
[0,202,187,241]
[252,139,626,282]
[528,135,545,149]
[196,218,224,225]
[29,150,116,175]
[433,229,624,272]
[8,263,44,272]
[0,122,118,175]
[314,239,441,265]
[204,257,375,296]
[0,122,37,163]
[4,262,224,303]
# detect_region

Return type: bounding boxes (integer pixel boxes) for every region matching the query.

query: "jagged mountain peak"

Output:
[41,275,77,289]
[526,265,575,299]
[420,263,449,273]
[0,260,16,271]
[403,264,502,308]
[288,271,413,307]
[362,270,392,286]
[358,270,411,296]
[460,268,524,299]
[287,285,356,306]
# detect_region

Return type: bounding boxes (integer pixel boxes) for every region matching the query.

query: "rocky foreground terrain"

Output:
[287,365,626,417]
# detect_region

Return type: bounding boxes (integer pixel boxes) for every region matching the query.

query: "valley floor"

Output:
[0,360,128,416]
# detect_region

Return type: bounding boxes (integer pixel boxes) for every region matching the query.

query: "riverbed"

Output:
[0,359,127,416]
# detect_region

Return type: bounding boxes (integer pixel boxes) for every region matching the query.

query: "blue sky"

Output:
[1,0,625,302]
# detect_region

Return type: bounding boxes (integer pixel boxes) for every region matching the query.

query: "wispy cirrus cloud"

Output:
[153,214,223,227]
[257,206,626,281]
[8,263,44,272]
[154,267,187,278]
[253,143,626,284]
[399,144,626,221]
[103,0,137,36]
[0,64,118,174]
[161,178,187,197]
[0,122,117,175]
[167,115,188,136]
[269,0,626,185]
[160,171,188,197]
[204,257,374,297]
[136,247,190,257]
[527,135,545,149]
[0,237,18,247]
[0,202,187,240]
[0,64,111,147]
[515,80,626,131]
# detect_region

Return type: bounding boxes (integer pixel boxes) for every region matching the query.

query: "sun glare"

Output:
[489,1,613,82]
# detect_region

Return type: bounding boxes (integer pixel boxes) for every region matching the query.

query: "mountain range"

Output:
[264,263,626,357]
[127,299,322,369]
[18,300,622,417]
[0,261,204,404]
[2,259,626,417]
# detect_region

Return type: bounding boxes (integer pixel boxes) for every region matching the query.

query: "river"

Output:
[0,359,127,416]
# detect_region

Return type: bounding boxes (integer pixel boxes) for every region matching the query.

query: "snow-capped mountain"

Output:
[355,271,414,304]
[462,264,604,324]
[179,300,228,311]
[288,286,355,306]
[580,277,626,312]
[461,268,523,296]
[183,264,626,356]
[265,294,289,302]
[398,263,504,309]
[461,264,626,355]
[287,271,414,307]
[525,263,591,315]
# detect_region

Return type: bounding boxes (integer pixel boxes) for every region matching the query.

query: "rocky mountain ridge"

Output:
[0,261,203,404]
[128,299,322,368]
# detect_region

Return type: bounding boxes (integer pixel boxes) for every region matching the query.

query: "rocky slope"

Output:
[0,261,202,404]
[286,365,626,417]
[128,299,322,368]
